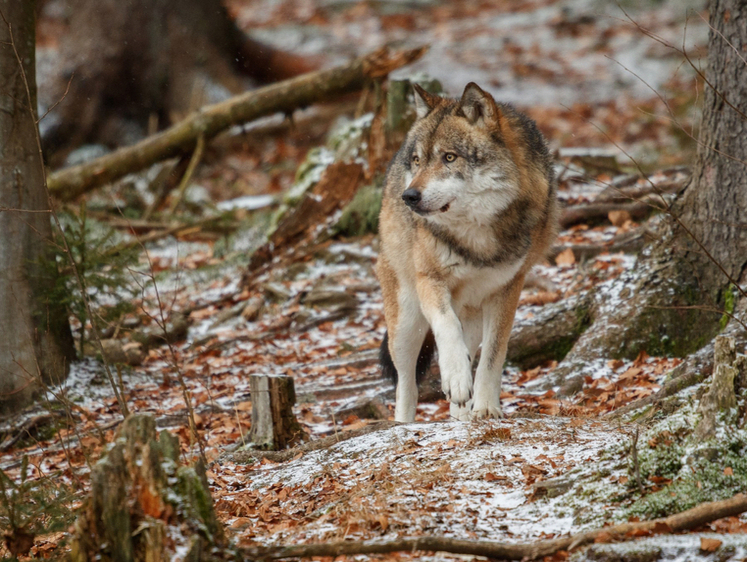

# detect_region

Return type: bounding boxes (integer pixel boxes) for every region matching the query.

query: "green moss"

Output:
[333,182,383,237]
[175,464,221,541]
[720,284,736,331]
[627,434,747,519]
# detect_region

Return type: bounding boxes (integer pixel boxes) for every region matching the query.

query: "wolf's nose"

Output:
[402,189,422,208]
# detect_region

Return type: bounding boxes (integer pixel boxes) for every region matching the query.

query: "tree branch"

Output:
[46,46,427,201]
[243,493,747,560]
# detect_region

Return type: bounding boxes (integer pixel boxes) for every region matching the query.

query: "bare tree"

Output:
[0,0,74,414]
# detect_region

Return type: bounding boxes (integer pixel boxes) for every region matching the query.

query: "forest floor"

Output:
[3,0,746,560]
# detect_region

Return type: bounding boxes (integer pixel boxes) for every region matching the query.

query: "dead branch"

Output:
[47,46,427,201]
[225,420,397,464]
[560,199,657,229]
[243,492,747,560]
[548,227,647,262]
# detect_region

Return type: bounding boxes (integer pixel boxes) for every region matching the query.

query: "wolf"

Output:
[377,82,557,422]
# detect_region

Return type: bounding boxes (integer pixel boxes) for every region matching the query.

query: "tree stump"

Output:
[250,375,303,450]
[695,336,741,440]
[70,415,224,562]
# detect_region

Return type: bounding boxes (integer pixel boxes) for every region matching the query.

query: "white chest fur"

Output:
[432,241,525,309]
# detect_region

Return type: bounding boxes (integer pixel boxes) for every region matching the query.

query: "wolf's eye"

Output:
[443,153,457,163]
[412,155,420,166]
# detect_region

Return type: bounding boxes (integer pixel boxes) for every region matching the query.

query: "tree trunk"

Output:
[672,0,747,302]
[0,0,75,414]
[542,0,747,383]
[42,0,318,155]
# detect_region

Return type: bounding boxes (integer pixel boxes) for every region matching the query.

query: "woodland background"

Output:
[0,0,746,560]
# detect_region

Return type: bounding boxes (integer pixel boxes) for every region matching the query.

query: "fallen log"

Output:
[47,46,427,201]
[243,492,747,560]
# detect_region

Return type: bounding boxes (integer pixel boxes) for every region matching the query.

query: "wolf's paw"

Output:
[440,351,473,406]
[471,405,504,420]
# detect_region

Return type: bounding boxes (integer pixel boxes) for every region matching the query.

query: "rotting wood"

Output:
[242,161,364,283]
[47,46,427,202]
[242,492,747,560]
[250,375,303,450]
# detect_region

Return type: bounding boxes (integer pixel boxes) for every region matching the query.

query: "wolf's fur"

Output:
[377,82,557,422]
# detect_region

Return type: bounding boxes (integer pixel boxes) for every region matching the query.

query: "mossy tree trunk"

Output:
[546,0,747,382]
[0,0,75,414]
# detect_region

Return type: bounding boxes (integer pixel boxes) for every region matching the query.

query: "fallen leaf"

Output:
[724,466,734,476]
[555,248,576,266]
[608,210,632,227]
[700,537,722,552]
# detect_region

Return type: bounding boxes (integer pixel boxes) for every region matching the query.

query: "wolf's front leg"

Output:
[471,275,524,419]
[389,293,430,422]
[416,278,473,407]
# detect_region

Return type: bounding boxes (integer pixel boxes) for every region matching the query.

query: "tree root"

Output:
[242,492,747,560]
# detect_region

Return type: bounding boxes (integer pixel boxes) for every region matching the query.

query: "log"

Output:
[250,375,303,450]
[242,492,747,560]
[47,46,427,201]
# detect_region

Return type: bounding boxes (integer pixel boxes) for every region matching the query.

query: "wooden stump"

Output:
[69,415,224,562]
[250,375,303,450]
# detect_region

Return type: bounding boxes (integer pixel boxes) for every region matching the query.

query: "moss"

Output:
[333,182,383,237]
[175,464,221,541]
[626,434,747,519]
[720,284,736,331]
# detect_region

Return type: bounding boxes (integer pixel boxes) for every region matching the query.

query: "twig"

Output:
[631,426,644,494]
[243,492,747,560]
[167,134,205,214]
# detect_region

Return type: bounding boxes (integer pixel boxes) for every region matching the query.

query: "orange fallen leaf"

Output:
[724,466,734,476]
[700,537,722,552]
[555,248,576,266]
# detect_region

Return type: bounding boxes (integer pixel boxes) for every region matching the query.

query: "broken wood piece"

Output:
[250,375,303,450]
[243,161,364,282]
[47,46,427,201]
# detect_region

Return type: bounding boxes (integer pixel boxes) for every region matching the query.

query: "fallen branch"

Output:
[560,199,655,229]
[548,227,647,262]
[225,420,397,464]
[243,493,747,560]
[47,46,427,201]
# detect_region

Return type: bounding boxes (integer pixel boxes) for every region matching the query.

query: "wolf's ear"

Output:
[459,82,500,126]
[412,84,440,119]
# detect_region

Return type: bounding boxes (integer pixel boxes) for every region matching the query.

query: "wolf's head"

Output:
[399,83,523,227]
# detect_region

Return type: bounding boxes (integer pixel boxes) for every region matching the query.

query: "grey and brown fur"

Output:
[377,82,557,422]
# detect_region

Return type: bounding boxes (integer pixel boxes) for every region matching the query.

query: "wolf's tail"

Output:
[379,330,436,384]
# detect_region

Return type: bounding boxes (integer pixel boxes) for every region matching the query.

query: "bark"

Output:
[249,375,303,450]
[41,0,319,154]
[547,1,747,386]
[243,493,747,560]
[0,0,74,414]
[672,0,747,301]
[47,47,423,201]
[70,415,225,562]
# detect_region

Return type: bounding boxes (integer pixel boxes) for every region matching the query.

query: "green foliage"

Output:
[0,457,76,548]
[48,205,139,355]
